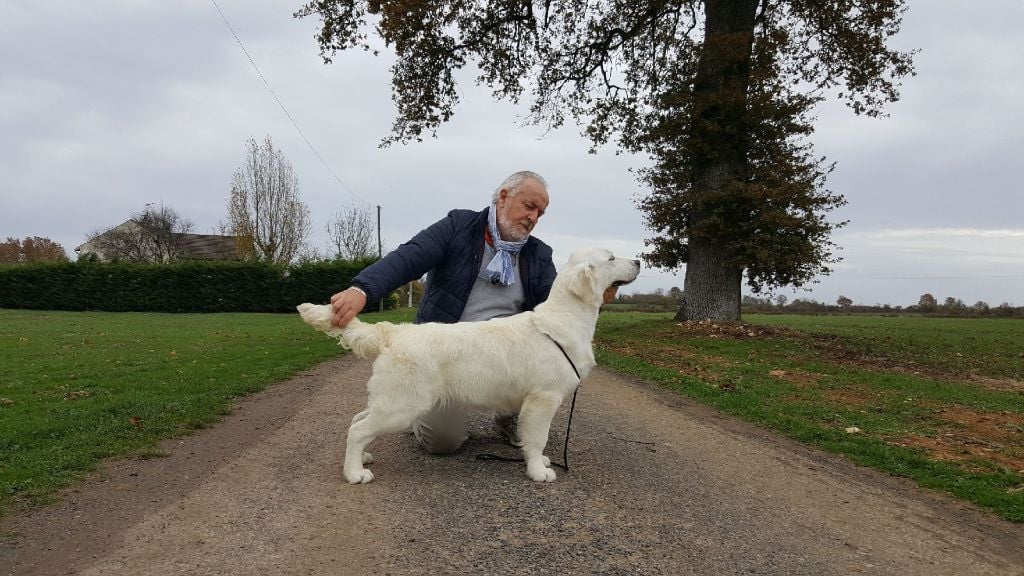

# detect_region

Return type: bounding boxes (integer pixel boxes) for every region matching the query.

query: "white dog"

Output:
[297,247,640,483]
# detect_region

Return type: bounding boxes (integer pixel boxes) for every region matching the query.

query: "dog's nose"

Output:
[633,259,641,267]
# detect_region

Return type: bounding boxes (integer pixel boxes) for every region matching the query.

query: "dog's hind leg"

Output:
[517,392,563,482]
[343,405,419,484]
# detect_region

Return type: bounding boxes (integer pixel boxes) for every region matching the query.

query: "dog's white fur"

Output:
[297,247,640,484]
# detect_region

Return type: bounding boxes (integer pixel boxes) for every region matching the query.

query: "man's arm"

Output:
[331,211,459,327]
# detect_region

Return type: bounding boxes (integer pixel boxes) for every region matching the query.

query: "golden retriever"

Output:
[297,247,640,483]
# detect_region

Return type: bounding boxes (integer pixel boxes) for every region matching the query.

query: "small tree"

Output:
[917,293,937,313]
[668,286,683,302]
[942,297,966,312]
[326,204,377,260]
[85,204,194,263]
[227,136,312,265]
[837,295,853,308]
[0,238,16,263]
[0,237,70,263]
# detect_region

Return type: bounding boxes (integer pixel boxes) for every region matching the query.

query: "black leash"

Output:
[476,333,581,471]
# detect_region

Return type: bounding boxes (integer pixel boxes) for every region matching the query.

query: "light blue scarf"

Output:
[482,204,527,285]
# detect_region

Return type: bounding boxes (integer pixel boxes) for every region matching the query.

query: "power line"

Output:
[866,275,1024,280]
[208,0,368,206]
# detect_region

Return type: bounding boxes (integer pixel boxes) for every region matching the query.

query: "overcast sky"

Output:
[2,1,1022,307]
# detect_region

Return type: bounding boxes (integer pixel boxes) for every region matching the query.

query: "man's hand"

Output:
[330,287,367,328]
[602,286,619,305]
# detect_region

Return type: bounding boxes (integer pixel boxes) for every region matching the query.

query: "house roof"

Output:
[75,220,242,261]
[176,233,242,260]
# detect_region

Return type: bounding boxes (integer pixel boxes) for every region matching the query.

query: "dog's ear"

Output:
[567,262,599,302]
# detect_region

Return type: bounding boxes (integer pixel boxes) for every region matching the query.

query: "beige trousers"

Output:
[412,403,517,454]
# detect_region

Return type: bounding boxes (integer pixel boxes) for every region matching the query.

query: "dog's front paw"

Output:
[526,465,557,483]
[344,468,374,484]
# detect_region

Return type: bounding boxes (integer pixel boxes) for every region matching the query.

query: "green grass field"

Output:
[1,309,379,515]
[594,312,1024,521]
[2,308,1023,522]
[751,314,1024,380]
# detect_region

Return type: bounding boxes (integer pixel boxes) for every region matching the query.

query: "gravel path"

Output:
[3,354,1023,575]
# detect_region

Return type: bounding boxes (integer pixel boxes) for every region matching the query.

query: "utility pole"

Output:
[377,205,383,312]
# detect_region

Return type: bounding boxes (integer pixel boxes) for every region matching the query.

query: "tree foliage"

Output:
[297,0,915,320]
[918,292,937,312]
[84,204,194,263]
[227,136,312,265]
[0,237,69,264]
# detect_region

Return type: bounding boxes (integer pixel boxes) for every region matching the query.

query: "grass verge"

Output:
[0,308,409,516]
[4,307,1021,522]
[594,312,1024,522]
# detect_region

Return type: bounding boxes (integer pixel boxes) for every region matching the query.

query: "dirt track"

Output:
[3,354,1023,575]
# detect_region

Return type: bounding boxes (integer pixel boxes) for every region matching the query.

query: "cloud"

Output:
[851,228,1024,268]
[781,227,1024,306]
[1,0,1022,309]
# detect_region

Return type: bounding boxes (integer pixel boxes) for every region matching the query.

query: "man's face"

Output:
[495,179,549,242]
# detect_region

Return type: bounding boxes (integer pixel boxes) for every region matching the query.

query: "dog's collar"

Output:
[544,333,581,382]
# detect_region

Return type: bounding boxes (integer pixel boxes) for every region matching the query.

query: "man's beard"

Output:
[497,213,531,242]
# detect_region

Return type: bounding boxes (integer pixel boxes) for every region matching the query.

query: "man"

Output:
[329,170,557,454]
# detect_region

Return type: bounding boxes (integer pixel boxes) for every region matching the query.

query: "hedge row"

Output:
[0,259,396,313]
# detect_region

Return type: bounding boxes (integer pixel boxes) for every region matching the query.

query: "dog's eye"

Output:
[608,255,615,261]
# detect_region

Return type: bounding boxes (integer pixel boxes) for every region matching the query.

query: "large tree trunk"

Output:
[676,236,743,321]
[676,0,758,322]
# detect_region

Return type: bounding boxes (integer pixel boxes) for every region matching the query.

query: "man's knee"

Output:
[412,419,467,455]
[419,434,465,455]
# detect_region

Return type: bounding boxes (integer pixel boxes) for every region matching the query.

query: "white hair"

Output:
[492,171,548,204]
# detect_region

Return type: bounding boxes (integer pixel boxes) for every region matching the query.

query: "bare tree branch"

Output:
[326,204,376,260]
[226,136,311,265]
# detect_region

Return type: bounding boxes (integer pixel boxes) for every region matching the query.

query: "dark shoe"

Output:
[493,414,523,447]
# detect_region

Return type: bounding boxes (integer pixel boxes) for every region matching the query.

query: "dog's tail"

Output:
[296,303,389,358]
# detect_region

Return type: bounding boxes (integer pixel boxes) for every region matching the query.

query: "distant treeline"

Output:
[610,289,684,311]
[612,290,1024,318]
[612,288,683,311]
[741,295,1024,318]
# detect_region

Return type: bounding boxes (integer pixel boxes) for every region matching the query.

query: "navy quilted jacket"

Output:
[351,207,557,324]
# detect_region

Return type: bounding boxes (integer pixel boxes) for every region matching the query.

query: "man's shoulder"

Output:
[444,207,489,225]
[417,208,485,241]
[525,235,554,262]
